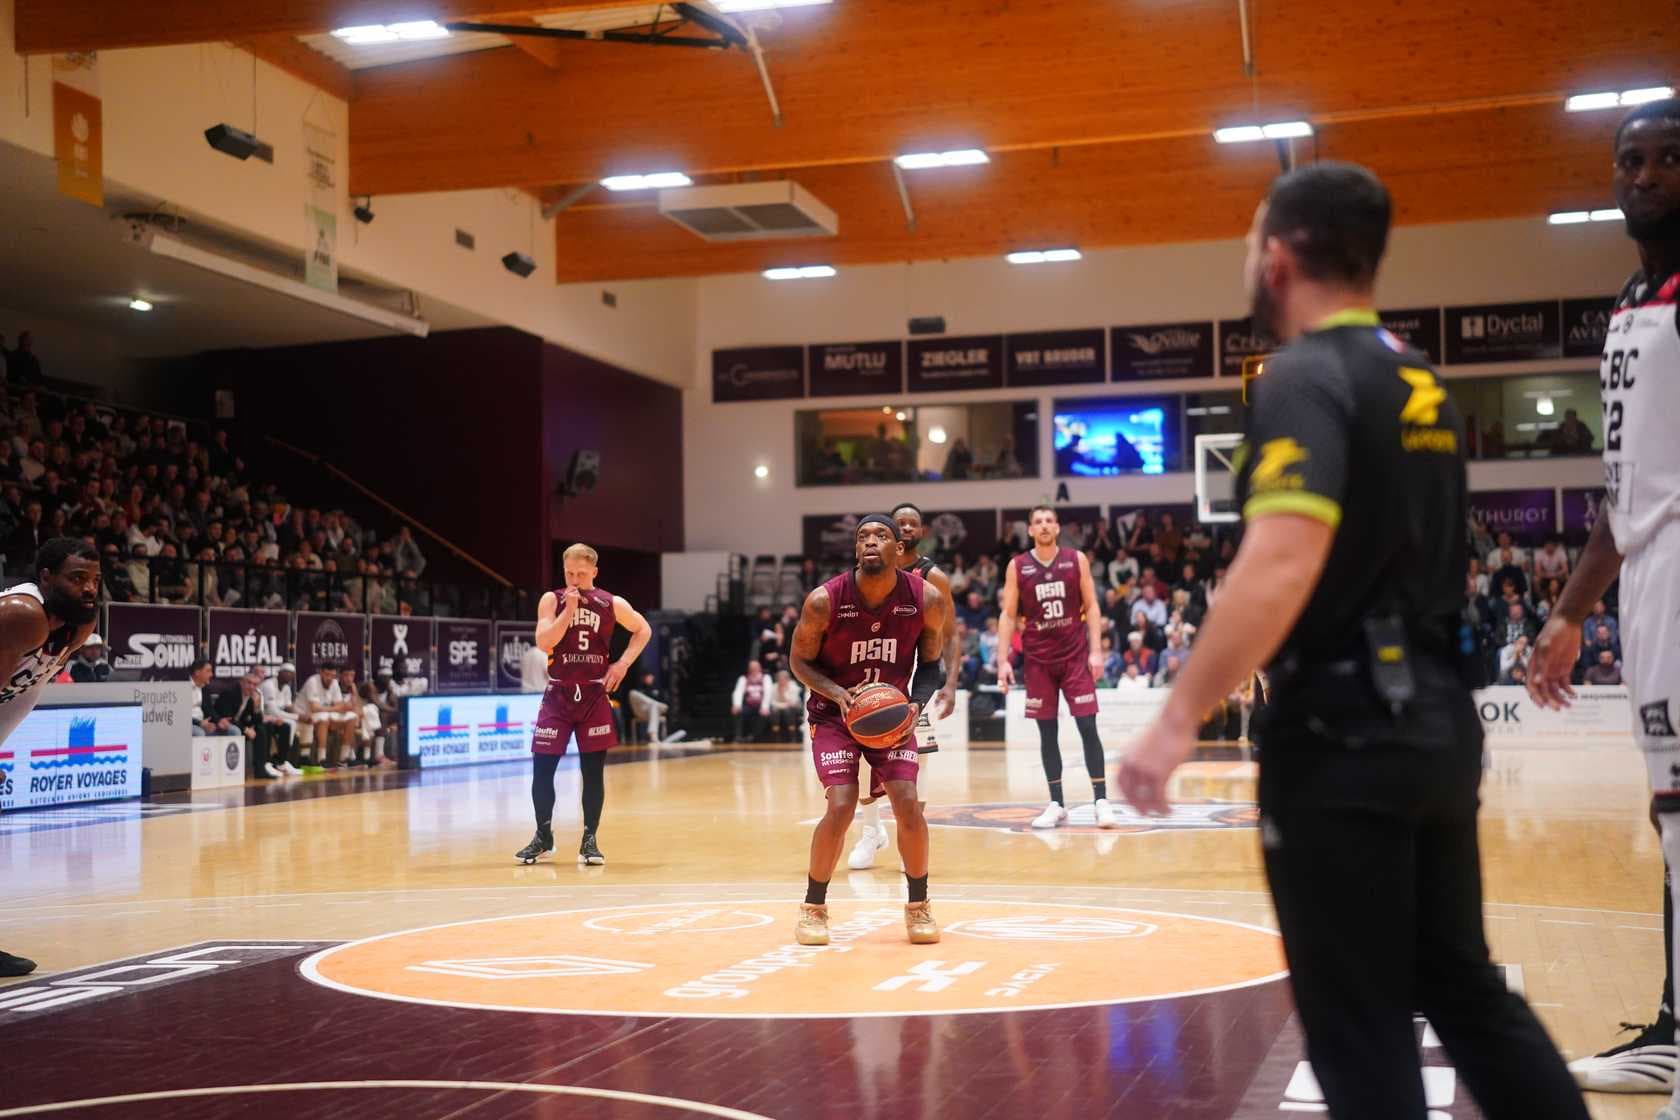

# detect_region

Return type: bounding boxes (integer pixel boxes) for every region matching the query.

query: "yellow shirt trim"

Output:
[1243,491,1343,529]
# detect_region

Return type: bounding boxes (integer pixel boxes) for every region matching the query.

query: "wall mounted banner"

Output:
[918,510,1001,561]
[436,619,494,693]
[1005,329,1106,387]
[207,609,289,682]
[1444,301,1561,364]
[803,513,865,562]
[1562,297,1614,359]
[1378,307,1443,364]
[1561,487,1606,538]
[105,603,201,681]
[294,612,367,682]
[808,340,904,397]
[1217,318,1278,378]
[303,123,339,293]
[52,55,102,208]
[712,346,805,402]
[906,335,1004,392]
[495,622,538,692]
[1111,322,1215,382]
[371,616,434,683]
[1469,489,1558,543]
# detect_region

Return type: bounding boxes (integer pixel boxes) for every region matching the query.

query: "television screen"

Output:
[1053,397,1178,477]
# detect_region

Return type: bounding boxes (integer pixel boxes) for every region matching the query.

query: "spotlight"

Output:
[501,251,537,278]
[204,123,274,164]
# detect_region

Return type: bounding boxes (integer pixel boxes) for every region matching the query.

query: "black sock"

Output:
[1075,714,1106,800]
[806,876,829,905]
[1037,720,1064,805]
[531,752,562,829]
[1664,859,1674,1021]
[906,874,929,904]
[579,750,606,832]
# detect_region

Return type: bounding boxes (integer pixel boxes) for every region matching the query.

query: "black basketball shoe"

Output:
[0,950,37,977]
[578,830,605,867]
[515,823,554,865]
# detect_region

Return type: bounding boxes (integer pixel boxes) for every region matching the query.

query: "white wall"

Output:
[0,0,695,387]
[686,218,1626,554]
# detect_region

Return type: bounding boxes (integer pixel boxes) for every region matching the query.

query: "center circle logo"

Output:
[302,899,1285,1019]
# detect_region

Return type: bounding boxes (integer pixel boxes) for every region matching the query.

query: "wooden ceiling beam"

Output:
[237,34,356,102]
[11,0,654,55]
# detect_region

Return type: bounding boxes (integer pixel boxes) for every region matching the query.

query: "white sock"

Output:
[1659,812,1680,1114]
[860,799,882,831]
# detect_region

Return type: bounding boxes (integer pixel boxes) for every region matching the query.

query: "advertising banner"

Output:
[1474,686,1631,746]
[906,335,1004,392]
[1444,301,1561,364]
[105,603,200,680]
[1111,321,1215,382]
[1562,296,1614,359]
[52,57,103,208]
[712,346,805,402]
[1561,487,1606,540]
[0,703,143,810]
[496,622,538,692]
[294,612,367,682]
[370,616,434,682]
[1218,317,1278,378]
[1378,307,1444,364]
[404,693,539,768]
[917,510,999,562]
[808,340,903,397]
[1005,329,1106,387]
[1469,489,1557,543]
[436,619,493,693]
[207,609,289,682]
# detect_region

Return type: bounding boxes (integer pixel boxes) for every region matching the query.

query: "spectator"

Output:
[261,663,300,774]
[767,669,803,742]
[1466,556,1490,598]
[4,499,45,569]
[1120,631,1156,678]
[7,331,43,386]
[628,670,673,743]
[1482,420,1507,458]
[1131,583,1168,630]
[221,672,270,776]
[732,660,771,742]
[750,606,785,672]
[1551,409,1595,455]
[392,524,427,577]
[189,658,224,737]
[1586,600,1619,645]
[1485,531,1527,576]
[970,554,1001,601]
[1156,512,1184,567]
[1497,600,1536,651]
[1583,648,1623,686]
[1156,651,1186,688]
[1117,662,1151,691]
[521,637,548,692]
[957,589,989,633]
[978,617,1000,684]
[1497,635,1531,685]
[68,633,110,682]
[1580,623,1621,676]
[1532,537,1570,583]
[1099,636,1121,685]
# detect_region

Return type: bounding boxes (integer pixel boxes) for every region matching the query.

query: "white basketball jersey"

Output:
[0,583,75,745]
[1600,272,1680,557]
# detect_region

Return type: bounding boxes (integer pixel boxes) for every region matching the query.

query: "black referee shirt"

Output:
[1234,309,1468,667]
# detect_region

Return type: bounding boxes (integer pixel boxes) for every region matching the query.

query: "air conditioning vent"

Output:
[657,180,838,242]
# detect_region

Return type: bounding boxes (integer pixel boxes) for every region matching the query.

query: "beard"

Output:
[44,584,98,626]
[1626,204,1680,245]
[857,551,887,575]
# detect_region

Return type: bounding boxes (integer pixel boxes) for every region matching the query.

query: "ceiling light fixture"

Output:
[127,298,153,312]
[713,0,832,10]
[1214,120,1314,144]
[1006,248,1082,264]
[1589,208,1624,222]
[600,172,693,192]
[763,265,836,280]
[927,426,948,445]
[753,463,770,480]
[893,149,989,170]
[1536,396,1555,417]
[330,21,450,45]
[1565,86,1675,112]
[1548,209,1622,224]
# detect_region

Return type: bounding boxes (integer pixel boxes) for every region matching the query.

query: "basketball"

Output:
[844,682,917,748]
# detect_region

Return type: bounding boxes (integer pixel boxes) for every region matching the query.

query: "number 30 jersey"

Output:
[1602,271,1680,557]
[1013,547,1088,663]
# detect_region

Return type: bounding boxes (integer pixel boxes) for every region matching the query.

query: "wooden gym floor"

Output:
[0,741,1662,1119]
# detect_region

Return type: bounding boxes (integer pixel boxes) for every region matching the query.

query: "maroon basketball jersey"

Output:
[806,568,926,726]
[547,587,617,692]
[1013,547,1087,662]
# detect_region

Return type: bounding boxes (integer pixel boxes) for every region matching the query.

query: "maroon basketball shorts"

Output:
[532,686,618,756]
[810,720,918,791]
[1023,654,1100,720]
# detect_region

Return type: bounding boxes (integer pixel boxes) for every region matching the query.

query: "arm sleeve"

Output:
[1239,356,1351,529]
[731,677,745,707]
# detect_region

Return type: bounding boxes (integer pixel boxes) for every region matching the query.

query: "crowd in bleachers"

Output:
[0,330,443,614]
[1464,524,1622,688]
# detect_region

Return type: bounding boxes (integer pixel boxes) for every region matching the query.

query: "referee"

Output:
[1119,162,1588,1119]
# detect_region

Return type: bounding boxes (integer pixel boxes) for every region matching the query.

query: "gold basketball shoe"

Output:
[796,903,830,946]
[905,900,940,944]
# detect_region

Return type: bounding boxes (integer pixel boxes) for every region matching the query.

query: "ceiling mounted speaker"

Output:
[501,251,537,278]
[908,316,946,336]
[204,124,274,163]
